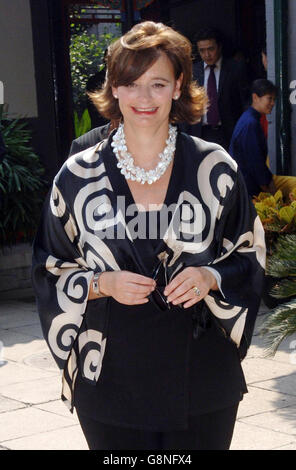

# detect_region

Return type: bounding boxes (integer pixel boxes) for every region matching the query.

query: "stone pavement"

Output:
[0,297,296,450]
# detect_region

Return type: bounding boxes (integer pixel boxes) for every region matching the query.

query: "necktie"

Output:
[207,65,220,126]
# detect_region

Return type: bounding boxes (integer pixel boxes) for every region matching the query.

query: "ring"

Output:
[192,286,201,296]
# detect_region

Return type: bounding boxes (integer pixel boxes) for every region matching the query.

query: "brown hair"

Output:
[89,21,207,124]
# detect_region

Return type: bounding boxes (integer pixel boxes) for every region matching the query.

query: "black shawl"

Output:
[32,131,266,411]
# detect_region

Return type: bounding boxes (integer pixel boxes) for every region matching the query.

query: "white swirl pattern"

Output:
[78,330,106,381]
[48,312,81,360]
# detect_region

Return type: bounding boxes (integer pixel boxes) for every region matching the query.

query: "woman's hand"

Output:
[94,271,156,306]
[164,267,218,309]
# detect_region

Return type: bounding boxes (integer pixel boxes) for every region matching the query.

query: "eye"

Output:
[153,83,165,88]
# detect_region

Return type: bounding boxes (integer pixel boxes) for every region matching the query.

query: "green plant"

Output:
[260,234,296,355]
[69,29,118,115]
[74,108,91,138]
[0,112,48,245]
[253,189,296,259]
[254,189,296,232]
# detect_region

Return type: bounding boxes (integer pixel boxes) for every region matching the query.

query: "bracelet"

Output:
[92,272,103,296]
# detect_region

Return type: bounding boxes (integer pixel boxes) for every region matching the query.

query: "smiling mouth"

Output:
[132,107,158,114]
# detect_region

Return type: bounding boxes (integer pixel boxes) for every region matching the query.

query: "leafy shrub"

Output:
[260,234,296,356]
[254,189,296,233]
[69,29,118,116]
[254,191,296,354]
[253,189,296,255]
[0,114,48,245]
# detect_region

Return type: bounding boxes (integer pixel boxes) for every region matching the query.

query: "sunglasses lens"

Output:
[151,288,168,311]
[151,260,171,311]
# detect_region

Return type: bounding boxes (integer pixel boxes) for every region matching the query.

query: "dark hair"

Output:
[89,21,207,124]
[251,79,277,97]
[194,27,223,46]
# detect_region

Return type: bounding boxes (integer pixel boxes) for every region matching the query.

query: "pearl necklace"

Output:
[111,123,177,185]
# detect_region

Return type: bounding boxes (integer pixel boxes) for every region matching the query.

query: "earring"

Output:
[174,94,179,100]
[113,94,118,99]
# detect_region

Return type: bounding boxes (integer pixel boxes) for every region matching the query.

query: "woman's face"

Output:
[112,52,183,130]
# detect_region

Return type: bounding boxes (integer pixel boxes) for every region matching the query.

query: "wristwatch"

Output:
[92,272,103,296]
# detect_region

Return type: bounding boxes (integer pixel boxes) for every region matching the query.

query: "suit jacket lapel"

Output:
[218,57,227,97]
[193,61,205,86]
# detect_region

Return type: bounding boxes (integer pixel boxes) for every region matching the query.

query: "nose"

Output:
[137,85,152,101]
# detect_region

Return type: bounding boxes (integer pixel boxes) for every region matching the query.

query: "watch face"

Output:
[93,273,101,295]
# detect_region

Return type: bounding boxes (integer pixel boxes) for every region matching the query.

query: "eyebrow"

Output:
[199,46,215,51]
[150,77,171,82]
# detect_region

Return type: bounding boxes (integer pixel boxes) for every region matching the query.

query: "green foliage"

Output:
[74,109,91,138]
[260,234,296,355]
[254,189,296,235]
[267,234,296,278]
[259,301,296,356]
[0,111,48,245]
[69,29,118,115]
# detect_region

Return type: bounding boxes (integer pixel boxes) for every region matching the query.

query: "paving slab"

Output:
[23,348,59,372]
[0,396,26,413]
[0,329,46,362]
[9,323,44,339]
[242,356,296,384]
[274,442,296,450]
[230,421,296,450]
[0,304,39,329]
[0,407,75,443]
[2,424,88,450]
[237,385,296,418]
[245,335,296,365]
[239,405,296,436]
[34,400,78,421]
[250,374,296,397]
[0,375,62,405]
[0,360,58,387]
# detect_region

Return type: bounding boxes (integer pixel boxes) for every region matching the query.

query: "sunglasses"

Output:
[150,259,184,311]
[150,259,171,311]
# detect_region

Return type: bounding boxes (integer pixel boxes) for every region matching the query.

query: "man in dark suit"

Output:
[181,28,250,150]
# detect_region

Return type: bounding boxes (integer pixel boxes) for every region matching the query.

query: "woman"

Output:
[32,21,266,450]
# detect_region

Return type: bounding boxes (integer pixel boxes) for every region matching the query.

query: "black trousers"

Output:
[76,403,239,450]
